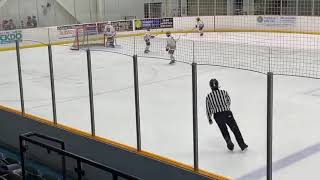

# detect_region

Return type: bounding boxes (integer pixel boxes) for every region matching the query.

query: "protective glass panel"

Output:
[273,76,320,180]
[198,65,267,180]
[52,45,91,133]
[91,50,136,147]
[139,57,193,166]
[19,43,53,121]
[0,46,21,110]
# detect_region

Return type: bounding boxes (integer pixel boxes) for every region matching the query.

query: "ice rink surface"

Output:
[1,32,320,179]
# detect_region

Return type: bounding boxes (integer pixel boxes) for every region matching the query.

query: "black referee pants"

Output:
[214,111,245,146]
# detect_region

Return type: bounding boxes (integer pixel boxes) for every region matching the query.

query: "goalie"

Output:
[144,28,155,54]
[104,21,116,48]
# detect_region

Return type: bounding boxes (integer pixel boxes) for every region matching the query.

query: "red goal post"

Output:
[70,26,86,50]
[70,23,104,50]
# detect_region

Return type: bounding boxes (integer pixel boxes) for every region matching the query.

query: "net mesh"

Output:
[2,0,319,79]
[70,25,106,50]
[132,0,320,79]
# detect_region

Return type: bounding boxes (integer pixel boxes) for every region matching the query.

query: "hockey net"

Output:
[70,27,86,50]
[70,25,105,50]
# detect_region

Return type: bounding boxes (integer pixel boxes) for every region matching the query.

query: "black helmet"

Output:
[209,79,219,90]
[196,17,200,21]
[166,31,171,37]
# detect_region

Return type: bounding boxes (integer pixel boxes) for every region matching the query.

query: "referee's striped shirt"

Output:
[206,90,231,120]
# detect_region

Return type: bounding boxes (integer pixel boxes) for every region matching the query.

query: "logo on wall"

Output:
[0,30,22,44]
[257,16,263,23]
[134,20,142,30]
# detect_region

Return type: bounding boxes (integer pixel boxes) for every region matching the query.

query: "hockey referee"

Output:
[206,79,248,151]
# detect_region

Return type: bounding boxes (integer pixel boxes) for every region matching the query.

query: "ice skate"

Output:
[169,60,176,64]
[227,141,234,151]
[240,144,248,151]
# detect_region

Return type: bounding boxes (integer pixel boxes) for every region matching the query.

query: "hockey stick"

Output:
[151,30,164,38]
[114,36,118,46]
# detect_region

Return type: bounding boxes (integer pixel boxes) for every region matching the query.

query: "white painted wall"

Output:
[103,0,144,20]
[0,0,235,28]
[149,0,187,17]
[0,0,20,24]
[118,0,144,19]
[0,0,76,28]
[55,0,145,22]
[52,1,78,26]
[55,0,76,19]
[0,0,7,8]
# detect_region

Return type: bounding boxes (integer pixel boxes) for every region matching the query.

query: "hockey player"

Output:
[144,28,155,54]
[195,17,204,36]
[104,21,116,48]
[165,31,176,64]
[206,79,248,151]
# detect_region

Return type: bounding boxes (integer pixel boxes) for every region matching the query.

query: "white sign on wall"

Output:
[257,16,296,27]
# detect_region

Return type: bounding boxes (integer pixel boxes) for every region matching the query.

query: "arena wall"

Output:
[0,105,229,180]
[1,15,320,51]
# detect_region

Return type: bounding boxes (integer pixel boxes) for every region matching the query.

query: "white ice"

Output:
[0,32,320,180]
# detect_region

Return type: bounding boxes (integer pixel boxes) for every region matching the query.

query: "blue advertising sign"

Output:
[0,30,23,44]
[135,18,173,30]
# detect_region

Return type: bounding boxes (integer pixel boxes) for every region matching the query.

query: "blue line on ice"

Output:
[237,142,320,180]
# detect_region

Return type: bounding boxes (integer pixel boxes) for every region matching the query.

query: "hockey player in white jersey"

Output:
[144,29,155,54]
[195,17,204,36]
[165,31,176,64]
[104,21,116,48]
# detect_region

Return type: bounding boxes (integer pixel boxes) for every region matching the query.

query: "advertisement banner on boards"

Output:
[256,16,296,27]
[57,23,98,39]
[84,23,99,35]
[97,20,133,33]
[134,18,173,30]
[0,30,23,44]
[57,24,83,39]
